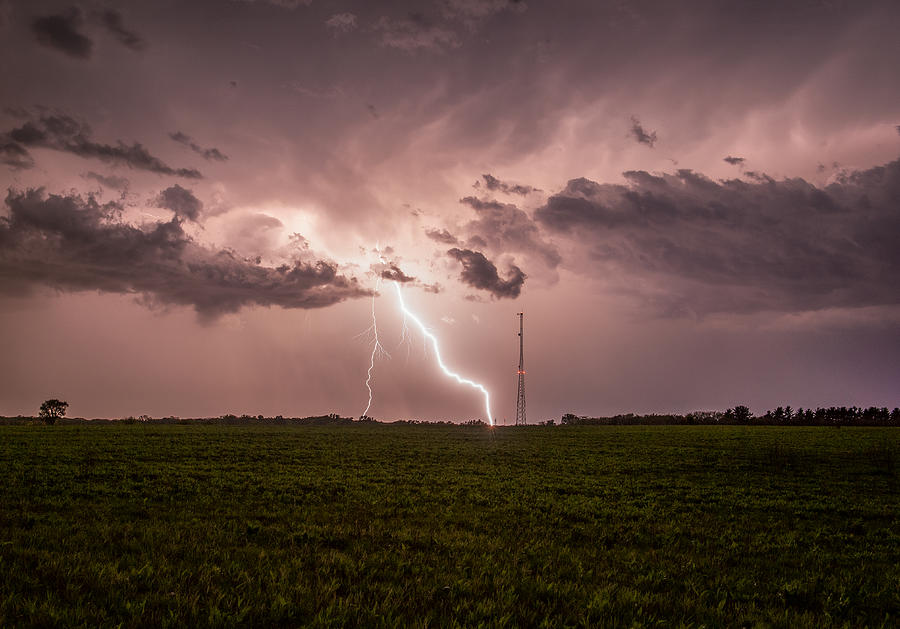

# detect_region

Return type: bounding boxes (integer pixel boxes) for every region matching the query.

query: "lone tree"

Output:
[39,399,68,425]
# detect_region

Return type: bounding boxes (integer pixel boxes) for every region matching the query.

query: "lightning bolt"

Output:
[391,282,493,426]
[360,280,389,419]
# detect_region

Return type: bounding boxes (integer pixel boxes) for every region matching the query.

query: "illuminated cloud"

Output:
[0,189,371,320]
[459,196,560,269]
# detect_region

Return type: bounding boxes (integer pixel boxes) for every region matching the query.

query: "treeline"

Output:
[0,413,469,426]
[556,405,900,427]
[0,413,361,426]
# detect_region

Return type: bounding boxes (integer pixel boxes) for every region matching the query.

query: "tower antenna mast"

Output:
[516,312,526,425]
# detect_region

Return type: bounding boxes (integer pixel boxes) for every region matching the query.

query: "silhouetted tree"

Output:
[734,405,752,423]
[39,399,68,424]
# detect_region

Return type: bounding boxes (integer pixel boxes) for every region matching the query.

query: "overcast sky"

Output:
[1,0,899,421]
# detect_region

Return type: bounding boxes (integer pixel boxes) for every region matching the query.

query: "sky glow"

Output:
[1,0,898,420]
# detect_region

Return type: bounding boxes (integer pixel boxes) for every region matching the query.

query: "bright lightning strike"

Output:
[391,282,493,426]
[360,281,389,419]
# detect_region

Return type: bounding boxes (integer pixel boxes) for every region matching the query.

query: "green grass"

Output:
[1,424,897,627]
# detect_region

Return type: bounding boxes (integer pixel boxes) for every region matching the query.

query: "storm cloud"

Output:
[424,227,459,244]
[155,184,203,222]
[475,173,537,196]
[460,196,560,269]
[1,141,33,169]
[4,112,202,178]
[84,171,129,190]
[535,158,900,315]
[447,247,525,299]
[96,9,145,51]
[0,189,371,320]
[31,8,92,59]
[379,262,416,283]
[169,131,228,162]
[629,116,657,147]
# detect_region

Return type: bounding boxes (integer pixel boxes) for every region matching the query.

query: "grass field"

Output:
[0,424,897,627]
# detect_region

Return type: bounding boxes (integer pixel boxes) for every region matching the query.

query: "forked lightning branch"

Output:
[360,273,496,426]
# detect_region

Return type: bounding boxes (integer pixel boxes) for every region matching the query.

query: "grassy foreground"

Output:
[0,424,897,628]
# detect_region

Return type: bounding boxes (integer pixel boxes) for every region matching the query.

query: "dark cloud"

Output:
[0,189,370,320]
[95,9,145,51]
[4,112,202,177]
[373,13,460,51]
[84,171,129,190]
[723,156,745,166]
[743,170,773,183]
[424,227,459,244]
[446,247,525,298]
[896,125,900,136]
[535,159,900,315]
[0,141,33,169]
[155,185,203,222]
[629,116,657,147]
[460,196,560,268]
[460,196,503,211]
[379,263,415,283]
[31,8,92,59]
[169,131,228,162]
[475,173,537,196]
[370,259,437,291]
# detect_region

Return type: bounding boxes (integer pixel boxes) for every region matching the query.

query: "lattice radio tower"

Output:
[515,312,527,425]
